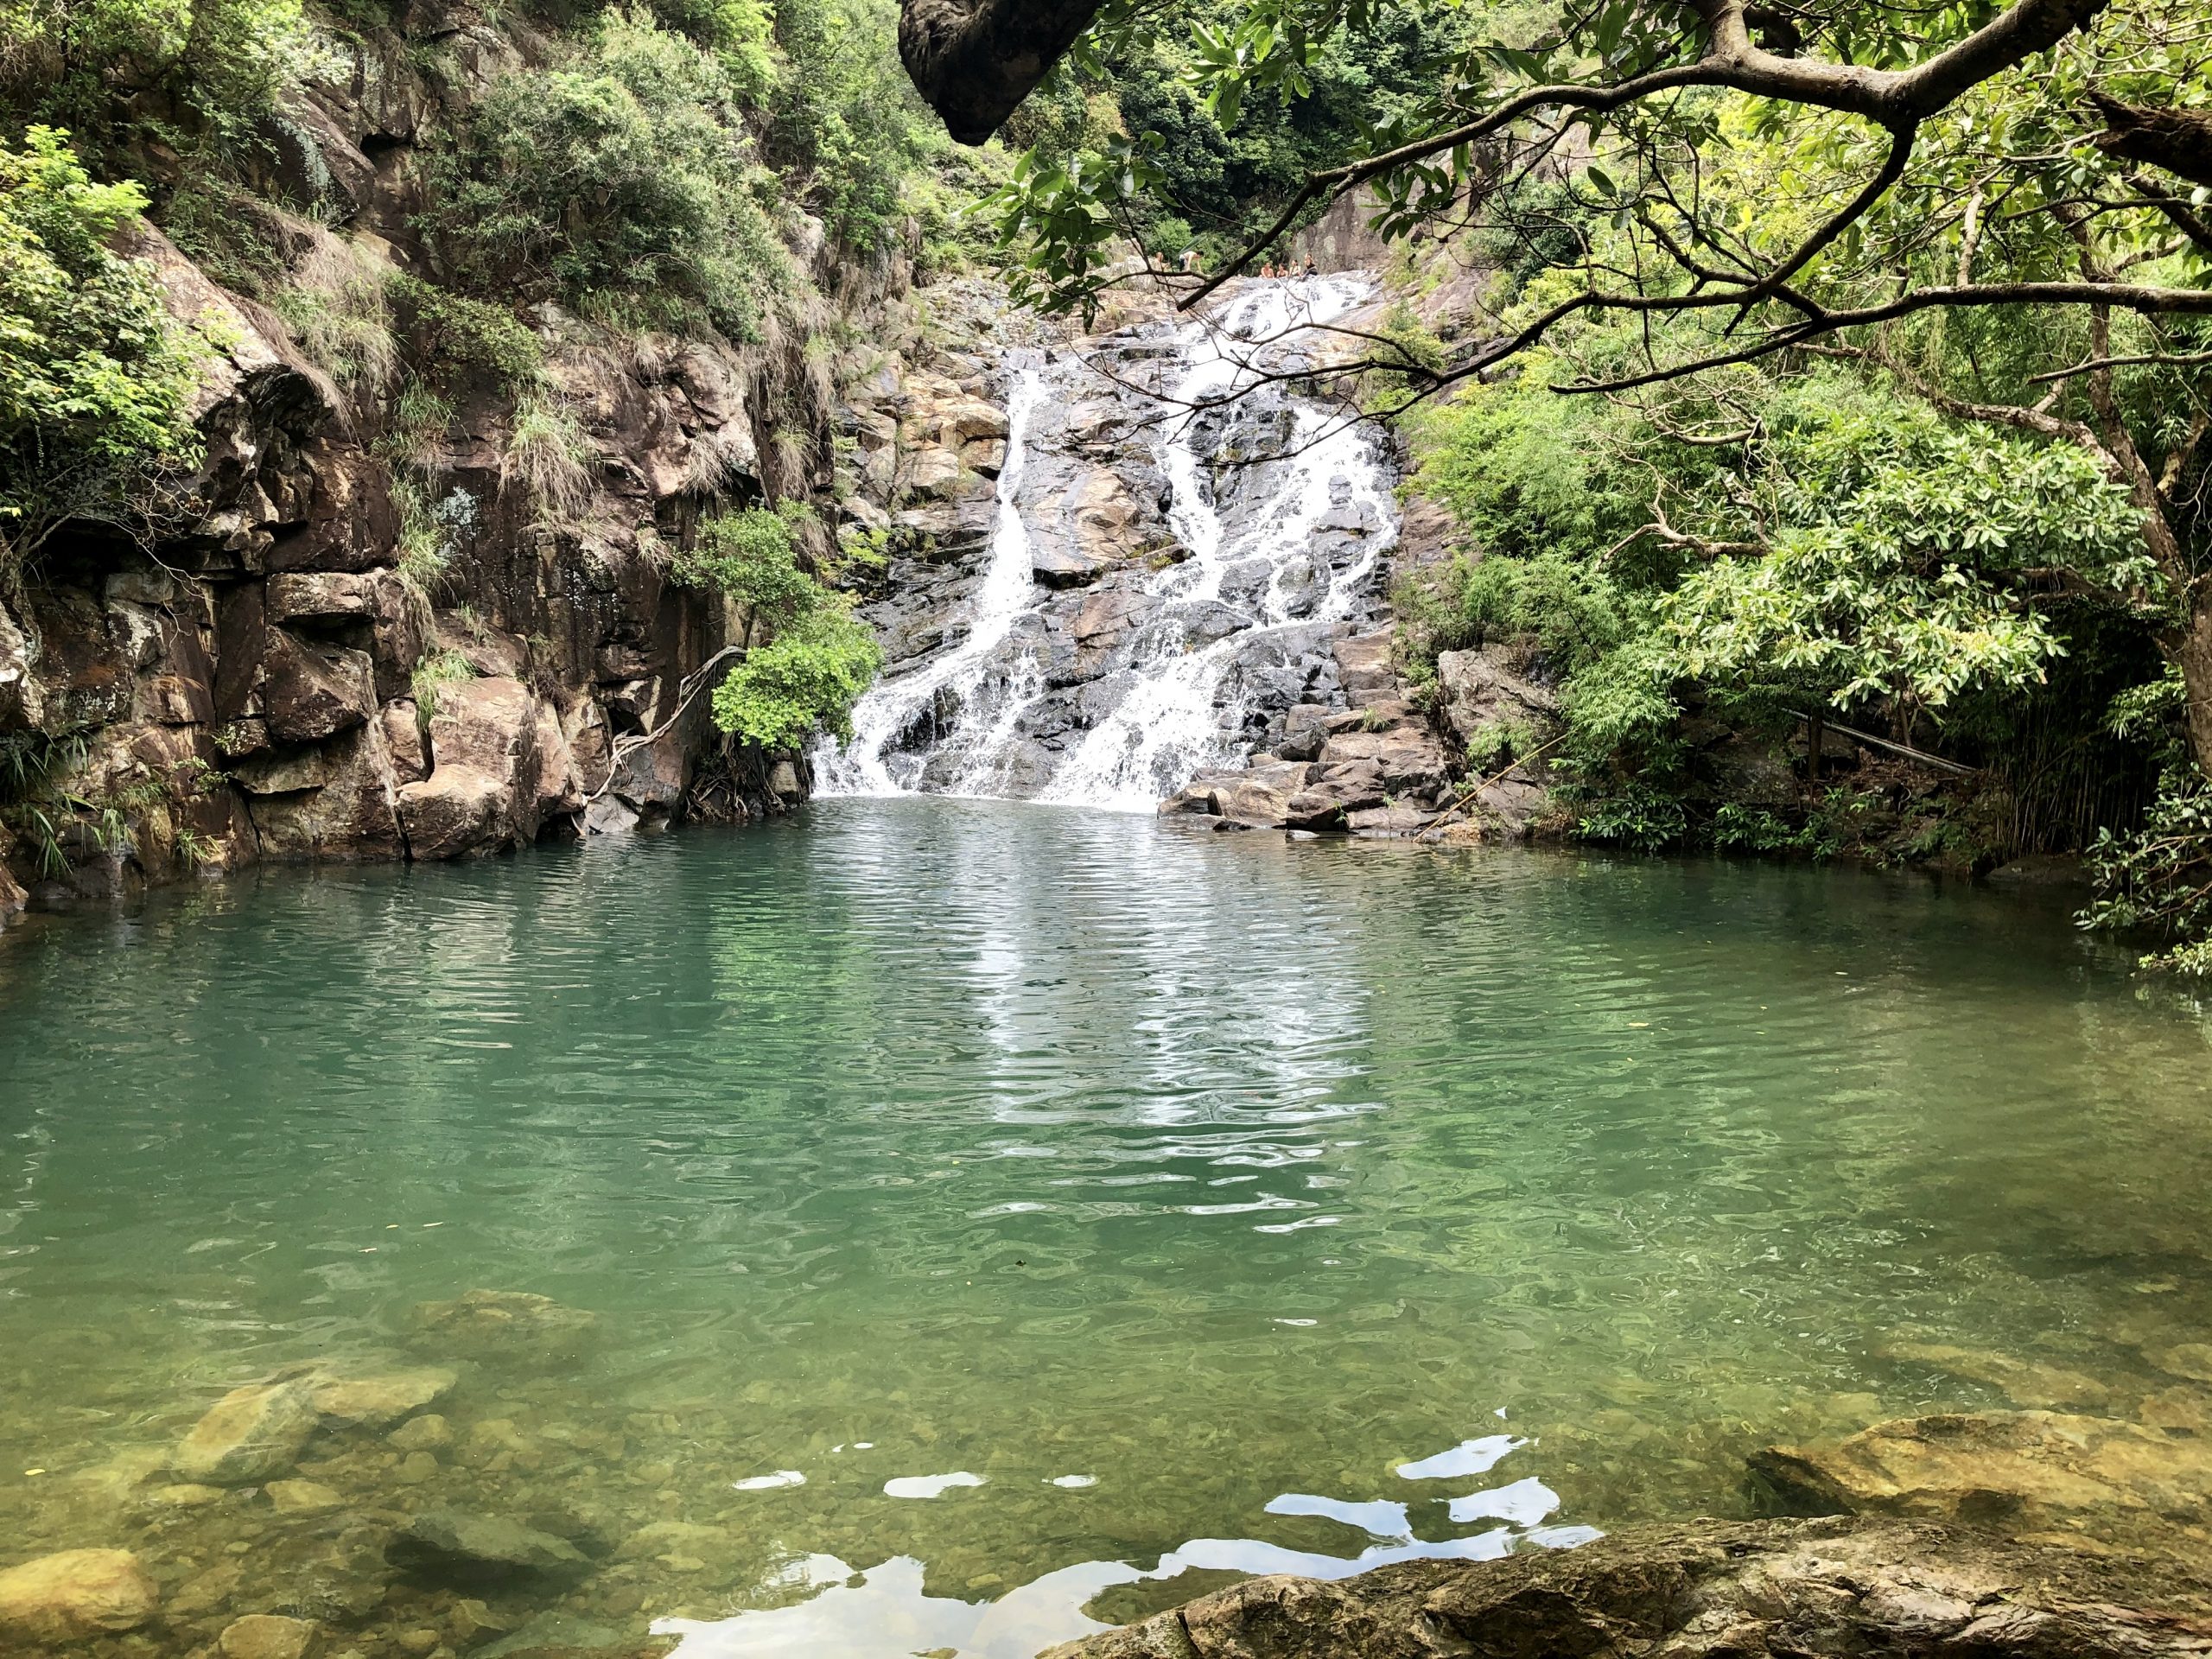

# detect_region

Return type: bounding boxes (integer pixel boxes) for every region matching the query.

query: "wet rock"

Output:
[389,1511,590,1586]
[219,1612,318,1659]
[397,765,508,860]
[389,1413,454,1452]
[1314,725,1450,793]
[0,1548,160,1643]
[1045,1516,2212,1659]
[311,1365,457,1430]
[1880,1340,2113,1410]
[1033,545,1107,588]
[479,1612,667,1656]
[265,1478,344,1514]
[263,630,376,744]
[1348,804,1432,838]
[412,1288,597,1350]
[175,1381,319,1485]
[902,446,969,500]
[245,720,404,861]
[1751,1409,2212,1560]
[1275,703,1333,761]
[2153,1342,2212,1383]
[144,1482,226,1510]
[1330,631,1396,702]
[1283,760,1389,830]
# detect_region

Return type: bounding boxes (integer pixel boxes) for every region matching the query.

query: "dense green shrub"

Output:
[420,7,788,341]
[710,607,880,748]
[668,504,819,622]
[0,0,311,170]
[1,128,199,581]
[2084,773,2212,976]
[671,502,881,747]
[761,0,943,254]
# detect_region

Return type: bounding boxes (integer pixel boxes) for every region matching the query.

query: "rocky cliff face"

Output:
[0,3,1006,926]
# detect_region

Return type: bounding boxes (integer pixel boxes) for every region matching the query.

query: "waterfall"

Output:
[817,274,1398,810]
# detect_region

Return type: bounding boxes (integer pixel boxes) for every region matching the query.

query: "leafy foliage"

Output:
[0,0,312,170]
[0,128,198,580]
[669,503,819,622]
[672,500,883,748]
[420,7,790,341]
[710,606,881,747]
[2085,773,2212,975]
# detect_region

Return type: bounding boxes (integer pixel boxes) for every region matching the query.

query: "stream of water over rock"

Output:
[818,276,1397,808]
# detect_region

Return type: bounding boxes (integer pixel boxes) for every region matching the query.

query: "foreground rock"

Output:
[389,1510,590,1586]
[174,1380,320,1484]
[309,1364,457,1429]
[1043,1516,2212,1658]
[0,1548,160,1644]
[1751,1409,2212,1564]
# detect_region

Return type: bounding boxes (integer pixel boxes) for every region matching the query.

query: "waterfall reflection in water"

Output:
[818,276,1397,808]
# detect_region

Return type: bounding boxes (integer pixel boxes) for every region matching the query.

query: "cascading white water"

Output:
[821,360,1049,797]
[817,275,1398,810]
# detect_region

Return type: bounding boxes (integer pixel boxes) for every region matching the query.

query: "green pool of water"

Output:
[3,798,2210,1656]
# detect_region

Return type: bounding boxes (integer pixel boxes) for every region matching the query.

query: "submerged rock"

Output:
[310,1365,457,1429]
[412,1288,597,1351]
[389,1510,591,1586]
[1878,1339,2113,1410]
[0,1548,160,1644]
[219,1612,319,1659]
[175,1380,320,1484]
[1042,1516,2212,1658]
[265,1478,344,1514]
[1751,1408,2212,1562]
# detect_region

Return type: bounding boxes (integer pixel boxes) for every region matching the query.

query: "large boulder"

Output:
[0,1549,160,1644]
[309,1365,457,1430]
[388,1510,589,1586]
[1751,1409,2212,1563]
[243,720,404,861]
[1314,724,1451,794]
[219,1612,319,1659]
[262,630,375,744]
[396,765,508,860]
[174,1380,320,1485]
[1161,760,1316,829]
[400,676,548,857]
[1041,1516,2212,1659]
[1284,760,1389,830]
[1433,645,1560,753]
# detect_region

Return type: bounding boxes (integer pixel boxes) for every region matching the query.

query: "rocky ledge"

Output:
[1044,1514,2212,1658]
[1160,636,1564,841]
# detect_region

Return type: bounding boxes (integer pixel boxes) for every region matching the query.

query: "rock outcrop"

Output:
[0,4,981,918]
[1043,1516,2212,1659]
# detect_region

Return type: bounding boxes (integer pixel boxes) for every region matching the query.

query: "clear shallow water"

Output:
[3,798,2212,1654]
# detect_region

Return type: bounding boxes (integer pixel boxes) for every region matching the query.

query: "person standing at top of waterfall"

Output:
[1302,256,1317,280]
[1179,248,1202,276]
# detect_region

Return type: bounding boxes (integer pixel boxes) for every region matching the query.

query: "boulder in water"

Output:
[390,1510,591,1586]
[310,1365,457,1429]
[219,1613,318,1659]
[0,1548,160,1643]
[413,1288,596,1353]
[175,1380,320,1484]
